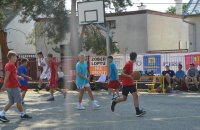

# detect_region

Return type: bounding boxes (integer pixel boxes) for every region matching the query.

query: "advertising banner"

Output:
[143,55,161,74]
[161,53,186,72]
[185,53,200,70]
[89,56,108,76]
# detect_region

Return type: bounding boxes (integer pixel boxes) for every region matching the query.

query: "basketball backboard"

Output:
[77,0,105,25]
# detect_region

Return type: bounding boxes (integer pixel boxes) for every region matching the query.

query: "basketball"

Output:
[131,71,141,80]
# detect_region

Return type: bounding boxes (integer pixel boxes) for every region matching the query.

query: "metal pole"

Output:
[106,26,111,57]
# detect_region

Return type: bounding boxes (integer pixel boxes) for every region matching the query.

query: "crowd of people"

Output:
[161,63,199,91]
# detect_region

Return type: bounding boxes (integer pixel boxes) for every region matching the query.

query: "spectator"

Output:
[58,66,64,89]
[174,64,186,90]
[162,64,175,88]
[185,63,199,89]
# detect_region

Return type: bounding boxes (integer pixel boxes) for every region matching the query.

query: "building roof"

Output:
[105,10,182,19]
[183,0,200,17]
[35,9,182,22]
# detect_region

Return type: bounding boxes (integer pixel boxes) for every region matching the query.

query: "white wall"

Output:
[106,13,148,54]
[147,14,189,51]
[5,13,36,54]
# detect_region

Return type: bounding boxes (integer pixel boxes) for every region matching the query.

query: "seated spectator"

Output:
[185,63,199,89]
[162,64,175,88]
[58,67,64,88]
[174,64,187,90]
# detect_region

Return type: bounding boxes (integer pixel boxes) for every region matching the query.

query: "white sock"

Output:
[0,111,5,116]
[20,112,25,116]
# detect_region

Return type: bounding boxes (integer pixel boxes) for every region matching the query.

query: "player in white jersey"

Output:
[35,51,51,92]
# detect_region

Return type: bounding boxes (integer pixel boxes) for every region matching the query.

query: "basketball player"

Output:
[111,52,146,117]
[35,51,50,92]
[107,56,120,100]
[75,53,100,110]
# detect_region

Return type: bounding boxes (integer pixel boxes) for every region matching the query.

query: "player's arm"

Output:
[78,72,88,81]
[20,73,32,80]
[121,70,132,78]
[1,71,11,91]
[195,69,199,78]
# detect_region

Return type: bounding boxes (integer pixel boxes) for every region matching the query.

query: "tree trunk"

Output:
[0,24,10,75]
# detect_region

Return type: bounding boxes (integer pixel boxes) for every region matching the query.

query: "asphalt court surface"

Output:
[0,90,200,130]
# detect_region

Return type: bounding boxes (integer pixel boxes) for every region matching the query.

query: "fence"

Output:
[2,52,199,81]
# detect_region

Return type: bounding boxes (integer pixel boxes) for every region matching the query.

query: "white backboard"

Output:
[77,0,105,25]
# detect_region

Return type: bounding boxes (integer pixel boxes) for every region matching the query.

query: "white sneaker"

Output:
[92,100,100,109]
[77,103,86,110]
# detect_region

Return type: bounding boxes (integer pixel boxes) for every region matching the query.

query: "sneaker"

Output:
[136,109,146,117]
[47,97,55,101]
[0,116,9,122]
[77,104,86,110]
[21,114,32,119]
[111,100,116,112]
[92,100,100,109]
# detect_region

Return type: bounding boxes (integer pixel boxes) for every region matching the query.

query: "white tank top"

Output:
[38,58,48,70]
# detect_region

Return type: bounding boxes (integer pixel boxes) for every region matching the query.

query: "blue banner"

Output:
[143,55,161,74]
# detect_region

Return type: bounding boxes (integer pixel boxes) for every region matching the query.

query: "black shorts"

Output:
[122,85,137,96]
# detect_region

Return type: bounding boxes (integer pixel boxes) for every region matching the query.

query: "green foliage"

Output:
[104,0,133,12]
[83,26,119,55]
[0,0,69,44]
[166,3,188,14]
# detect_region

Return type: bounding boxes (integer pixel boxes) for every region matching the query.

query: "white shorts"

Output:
[40,70,51,80]
[77,83,90,89]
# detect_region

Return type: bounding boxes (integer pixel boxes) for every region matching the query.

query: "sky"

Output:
[66,0,190,12]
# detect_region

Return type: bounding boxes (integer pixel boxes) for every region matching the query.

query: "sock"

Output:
[0,110,5,116]
[20,112,25,116]
[135,107,140,113]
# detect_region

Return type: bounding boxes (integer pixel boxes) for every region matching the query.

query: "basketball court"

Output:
[1,90,200,130]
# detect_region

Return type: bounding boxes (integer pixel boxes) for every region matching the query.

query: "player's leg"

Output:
[111,87,128,112]
[55,87,67,98]
[0,88,16,122]
[84,84,100,108]
[21,86,28,104]
[47,87,55,101]
[131,86,146,117]
[77,87,85,110]
[13,88,32,119]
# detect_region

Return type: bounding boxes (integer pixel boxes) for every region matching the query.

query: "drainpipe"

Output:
[182,18,196,52]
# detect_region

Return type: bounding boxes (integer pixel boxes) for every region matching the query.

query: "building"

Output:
[106,10,190,54]
[5,12,36,54]
[183,0,200,52]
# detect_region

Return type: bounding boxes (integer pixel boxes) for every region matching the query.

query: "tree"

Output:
[83,26,119,55]
[166,3,188,14]
[0,0,69,44]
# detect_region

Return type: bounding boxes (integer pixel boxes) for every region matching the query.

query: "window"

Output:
[106,20,116,29]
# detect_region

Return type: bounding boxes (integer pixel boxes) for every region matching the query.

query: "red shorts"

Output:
[108,80,120,89]
[49,79,58,88]
[20,86,28,91]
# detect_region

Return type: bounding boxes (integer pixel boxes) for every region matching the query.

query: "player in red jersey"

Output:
[111,52,146,117]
